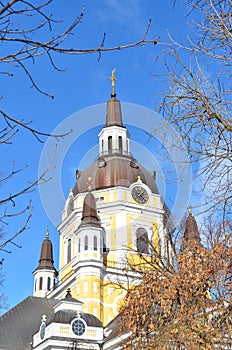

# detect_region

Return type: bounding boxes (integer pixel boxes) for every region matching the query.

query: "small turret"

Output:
[74,192,106,320]
[33,230,58,297]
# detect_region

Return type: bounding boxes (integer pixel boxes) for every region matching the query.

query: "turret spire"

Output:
[181,210,202,251]
[36,230,57,270]
[80,192,101,227]
[105,70,123,127]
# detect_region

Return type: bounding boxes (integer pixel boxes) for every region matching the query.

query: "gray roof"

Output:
[0,296,58,350]
[0,295,121,350]
[104,312,122,341]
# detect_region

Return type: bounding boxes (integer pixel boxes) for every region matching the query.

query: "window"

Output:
[39,277,43,290]
[93,282,98,293]
[72,319,86,336]
[34,278,37,292]
[67,238,71,263]
[136,228,149,254]
[78,238,81,253]
[118,136,122,154]
[84,281,88,293]
[103,240,108,253]
[94,236,97,251]
[102,139,104,154]
[108,136,112,154]
[47,277,51,290]
[84,236,88,250]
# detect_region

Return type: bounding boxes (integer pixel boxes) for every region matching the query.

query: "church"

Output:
[0,72,198,349]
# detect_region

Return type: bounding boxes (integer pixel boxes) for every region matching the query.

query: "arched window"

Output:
[47,277,51,291]
[103,239,107,253]
[67,238,71,263]
[102,139,104,154]
[136,228,149,254]
[78,238,81,253]
[34,278,37,292]
[84,235,88,250]
[118,136,122,154]
[94,236,97,251]
[39,277,43,290]
[108,136,112,154]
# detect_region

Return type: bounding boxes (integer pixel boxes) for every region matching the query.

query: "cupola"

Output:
[73,69,159,196]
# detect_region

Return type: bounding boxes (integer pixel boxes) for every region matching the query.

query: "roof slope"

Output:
[0,296,57,350]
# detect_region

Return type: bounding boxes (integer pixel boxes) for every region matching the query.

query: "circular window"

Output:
[71,318,86,336]
[40,322,46,340]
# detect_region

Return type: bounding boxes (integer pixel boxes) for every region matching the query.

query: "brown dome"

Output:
[74,155,158,195]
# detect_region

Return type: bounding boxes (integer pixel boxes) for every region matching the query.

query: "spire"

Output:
[181,210,201,251]
[106,69,123,127]
[36,230,57,272]
[80,192,101,227]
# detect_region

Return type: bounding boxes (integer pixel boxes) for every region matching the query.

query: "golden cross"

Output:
[110,68,116,95]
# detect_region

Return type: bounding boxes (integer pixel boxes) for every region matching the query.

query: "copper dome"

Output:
[74,154,158,195]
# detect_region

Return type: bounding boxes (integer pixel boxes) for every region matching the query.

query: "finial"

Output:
[110,68,116,97]
[188,208,192,216]
[76,310,81,318]
[70,188,73,193]
[65,287,72,299]
[137,175,141,181]
[86,177,92,191]
[46,226,49,239]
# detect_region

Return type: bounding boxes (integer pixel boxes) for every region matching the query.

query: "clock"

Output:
[131,185,149,204]
[71,318,86,336]
[40,322,46,340]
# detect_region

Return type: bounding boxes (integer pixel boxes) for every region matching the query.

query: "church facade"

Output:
[0,75,174,349]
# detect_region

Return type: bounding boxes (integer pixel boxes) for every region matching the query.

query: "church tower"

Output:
[46,71,173,325]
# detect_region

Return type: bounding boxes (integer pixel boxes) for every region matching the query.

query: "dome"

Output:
[74,154,158,195]
[47,310,102,327]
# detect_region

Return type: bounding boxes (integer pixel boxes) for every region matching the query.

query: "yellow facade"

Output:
[56,185,165,325]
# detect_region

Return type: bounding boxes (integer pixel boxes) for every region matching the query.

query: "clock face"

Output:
[131,186,149,204]
[40,322,46,340]
[71,318,86,336]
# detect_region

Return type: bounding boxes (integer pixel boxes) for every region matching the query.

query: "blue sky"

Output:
[1,0,194,313]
